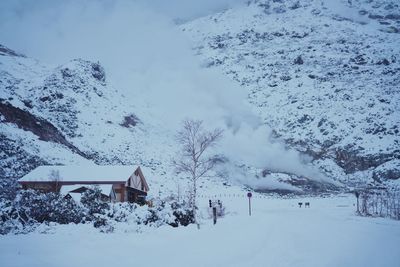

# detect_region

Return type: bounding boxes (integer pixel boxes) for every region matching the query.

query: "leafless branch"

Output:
[173,119,223,227]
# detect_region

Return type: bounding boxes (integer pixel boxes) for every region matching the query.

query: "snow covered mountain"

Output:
[0,45,172,193]
[1,0,399,195]
[181,0,400,186]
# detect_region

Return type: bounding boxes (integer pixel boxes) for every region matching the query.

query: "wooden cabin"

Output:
[18,165,150,204]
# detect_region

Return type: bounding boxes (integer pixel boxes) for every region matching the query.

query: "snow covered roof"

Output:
[19,165,139,183]
[60,184,113,196]
[60,184,84,195]
[66,192,82,203]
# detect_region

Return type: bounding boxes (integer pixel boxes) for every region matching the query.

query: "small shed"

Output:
[18,165,150,204]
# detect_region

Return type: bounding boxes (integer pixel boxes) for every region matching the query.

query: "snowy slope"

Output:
[0,46,174,195]
[1,0,399,195]
[181,0,400,186]
[0,43,342,195]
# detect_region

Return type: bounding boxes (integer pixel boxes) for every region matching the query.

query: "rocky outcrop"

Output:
[0,45,25,57]
[0,101,86,157]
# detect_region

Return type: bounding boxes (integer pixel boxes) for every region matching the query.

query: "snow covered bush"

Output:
[81,186,110,217]
[0,199,26,234]
[16,190,84,224]
[169,200,194,227]
[143,198,174,227]
[0,178,18,201]
[108,202,140,223]
[0,189,197,235]
[0,189,85,234]
[143,197,196,227]
[107,198,194,228]
[80,186,112,230]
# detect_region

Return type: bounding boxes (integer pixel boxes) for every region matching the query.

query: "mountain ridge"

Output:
[181,0,400,186]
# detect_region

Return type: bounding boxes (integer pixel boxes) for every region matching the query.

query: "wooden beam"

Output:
[120,184,125,202]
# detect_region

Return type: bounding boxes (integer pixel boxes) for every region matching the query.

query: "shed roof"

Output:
[19,165,139,183]
[66,192,82,203]
[60,184,113,196]
[60,184,83,195]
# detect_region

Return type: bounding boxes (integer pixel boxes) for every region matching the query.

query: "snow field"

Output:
[1,194,399,267]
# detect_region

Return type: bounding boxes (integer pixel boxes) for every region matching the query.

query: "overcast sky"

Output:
[0,0,246,63]
[0,0,246,22]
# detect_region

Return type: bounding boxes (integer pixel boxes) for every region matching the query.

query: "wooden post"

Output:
[355,191,360,214]
[213,207,217,225]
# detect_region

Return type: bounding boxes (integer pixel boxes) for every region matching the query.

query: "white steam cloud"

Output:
[0,0,331,189]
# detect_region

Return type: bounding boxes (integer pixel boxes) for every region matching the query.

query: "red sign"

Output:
[247,192,252,198]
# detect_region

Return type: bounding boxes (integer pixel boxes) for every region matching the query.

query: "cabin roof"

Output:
[18,165,139,183]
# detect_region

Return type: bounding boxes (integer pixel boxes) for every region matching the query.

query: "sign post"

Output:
[247,192,252,216]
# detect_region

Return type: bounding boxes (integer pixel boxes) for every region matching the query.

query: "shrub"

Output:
[15,190,84,224]
[81,186,110,217]
[143,198,194,227]
[170,201,194,227]
[0,189,85,234]
[1,189,197,235]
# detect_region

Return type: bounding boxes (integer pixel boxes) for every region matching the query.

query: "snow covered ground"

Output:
[1,194,399,267]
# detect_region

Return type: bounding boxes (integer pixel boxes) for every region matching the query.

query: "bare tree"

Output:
[49,169,61,193]
[173,119,223,228]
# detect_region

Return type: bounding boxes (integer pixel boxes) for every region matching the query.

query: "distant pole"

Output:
[247,192,252,216]
[249,198,251,216]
